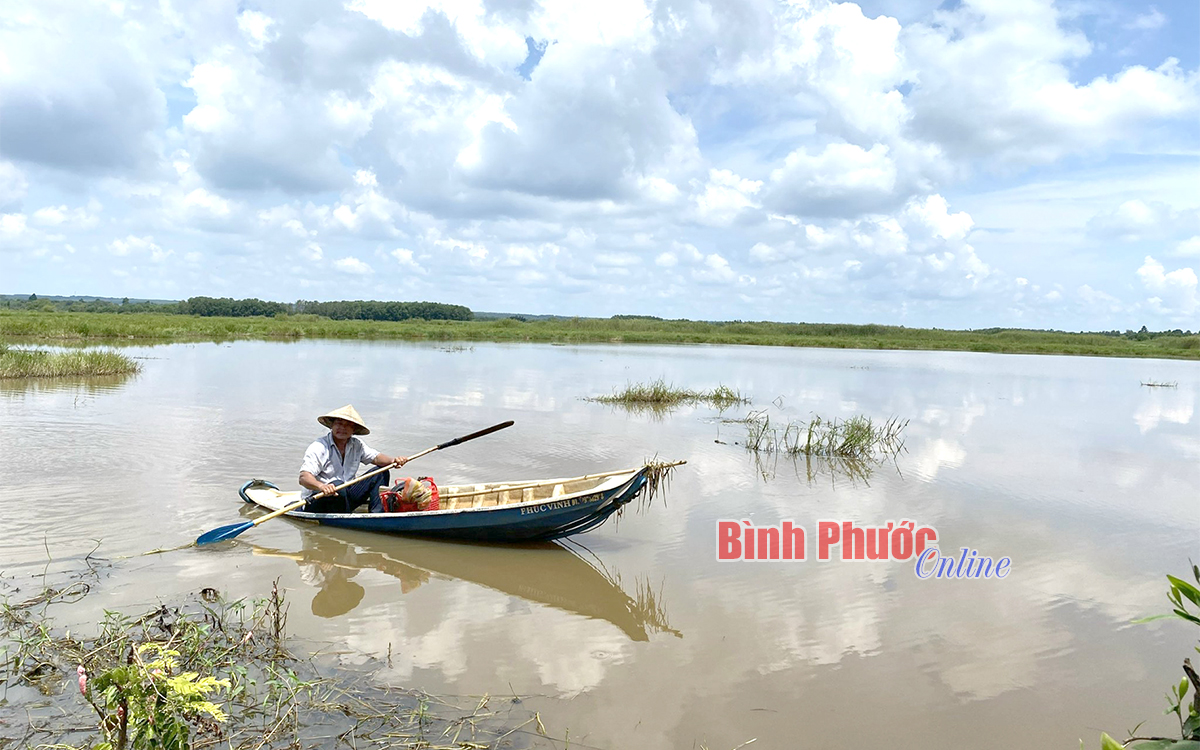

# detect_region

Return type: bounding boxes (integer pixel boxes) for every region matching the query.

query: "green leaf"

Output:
[1182,678,1192,700]
[1173,609,1200,625]
[1134,614,1180,624]
[1100,732,1123,750]
[1168,576,1200,608]
[1184,713,1200,739]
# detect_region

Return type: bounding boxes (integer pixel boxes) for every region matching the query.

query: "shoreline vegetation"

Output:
[2,307,1199,360]
[0,343,141,379]
[1,576,566,750]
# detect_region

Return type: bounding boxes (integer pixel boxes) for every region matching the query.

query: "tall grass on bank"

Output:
[4,309,1199,359]
[0,344,141,378]
[588,379,749,412]
[740,410,908,460]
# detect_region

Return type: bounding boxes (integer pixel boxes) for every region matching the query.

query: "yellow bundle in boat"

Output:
[379,477,439,512]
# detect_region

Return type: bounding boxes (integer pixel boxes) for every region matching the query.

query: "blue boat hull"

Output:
[240,470,649,542]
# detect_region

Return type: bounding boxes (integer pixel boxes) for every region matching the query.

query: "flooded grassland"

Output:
[3,309,1199,359]
[1,340,1197,749]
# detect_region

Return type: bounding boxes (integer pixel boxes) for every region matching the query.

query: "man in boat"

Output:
[299,404,408,514]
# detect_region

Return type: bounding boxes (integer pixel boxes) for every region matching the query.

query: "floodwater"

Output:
[1,340,1198,749]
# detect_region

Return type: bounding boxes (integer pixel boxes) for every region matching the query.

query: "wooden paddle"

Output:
[195,420,515,545]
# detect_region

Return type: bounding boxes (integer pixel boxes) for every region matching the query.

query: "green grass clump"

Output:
[742,411,907,460]
[0,344,141,378]
[589,379,749,411]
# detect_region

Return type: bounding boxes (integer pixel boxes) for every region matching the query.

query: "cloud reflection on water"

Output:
[1133,388,1194,433]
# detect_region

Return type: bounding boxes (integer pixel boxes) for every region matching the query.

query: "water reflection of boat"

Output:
[239,463,682,542]
[248,528,680,641]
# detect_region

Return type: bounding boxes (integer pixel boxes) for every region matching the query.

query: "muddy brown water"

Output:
[1,340,1197,749]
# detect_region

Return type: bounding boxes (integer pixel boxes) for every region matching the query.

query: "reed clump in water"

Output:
[589,379,748,412]
[742,431,883,487]
[0,344,140,378]
[739,410,907,460]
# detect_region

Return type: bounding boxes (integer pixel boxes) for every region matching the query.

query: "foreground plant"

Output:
[1092,564,1200,749]
[81,644,229,750]
[1,577,566,749]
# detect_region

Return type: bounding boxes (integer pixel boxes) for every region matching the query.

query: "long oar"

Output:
[196,421,514,545]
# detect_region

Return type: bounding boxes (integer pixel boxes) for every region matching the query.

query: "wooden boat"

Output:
[238,462,682,543]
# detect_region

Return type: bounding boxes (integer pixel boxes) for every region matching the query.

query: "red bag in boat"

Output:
[379,477,439,513]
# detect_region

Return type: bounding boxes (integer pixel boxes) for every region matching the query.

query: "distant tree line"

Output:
[294,299,472,321]
[968,325,1196,338]
[3,295,170,314]
[2,295,473,322]
[1109,325,1196,340]
[176,297,289,317]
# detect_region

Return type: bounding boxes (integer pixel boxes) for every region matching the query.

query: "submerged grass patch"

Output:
[589,379,748,411]
[739,410,908,460]
[0,344,140,379]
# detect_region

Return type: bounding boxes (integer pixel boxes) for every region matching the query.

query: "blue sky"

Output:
[2,0,1197,329]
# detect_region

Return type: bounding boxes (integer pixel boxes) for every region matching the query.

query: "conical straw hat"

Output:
[318,404,370,435]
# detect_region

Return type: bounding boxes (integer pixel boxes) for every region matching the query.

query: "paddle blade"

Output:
[196,521,253,546]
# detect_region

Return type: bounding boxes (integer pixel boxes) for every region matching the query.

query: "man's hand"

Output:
[318,482,337,496]
[392,456,409,469]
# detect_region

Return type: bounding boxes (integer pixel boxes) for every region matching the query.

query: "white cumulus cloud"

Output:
[334,256,373,275]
